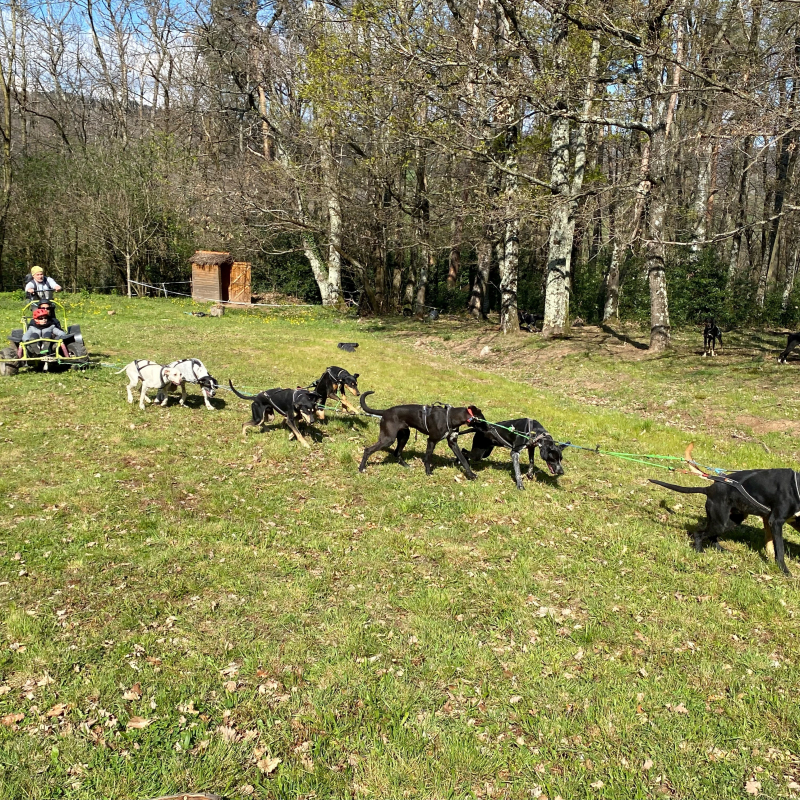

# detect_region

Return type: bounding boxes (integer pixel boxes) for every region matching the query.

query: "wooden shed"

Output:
[190,251,251,304]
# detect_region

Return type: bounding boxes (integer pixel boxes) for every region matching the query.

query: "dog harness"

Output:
[134,359,169,385]
[421,403,455,438]
[265,388,307,419]
[485,420,547,453]
[326,366,349,394]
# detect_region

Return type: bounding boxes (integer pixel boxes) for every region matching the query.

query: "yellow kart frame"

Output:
[0,298,89,374]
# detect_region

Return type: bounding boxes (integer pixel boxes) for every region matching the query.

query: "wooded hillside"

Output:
[1,0,798,347]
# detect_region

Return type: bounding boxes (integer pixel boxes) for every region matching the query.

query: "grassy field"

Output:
[1,292,800,800]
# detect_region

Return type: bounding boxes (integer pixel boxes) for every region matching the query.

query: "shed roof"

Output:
[191,250,233,267]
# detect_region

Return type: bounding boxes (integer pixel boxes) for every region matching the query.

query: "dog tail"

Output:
[359,391,386,416]
[228,380,258,401]
[115,364,129,374]
[649,479,710,495]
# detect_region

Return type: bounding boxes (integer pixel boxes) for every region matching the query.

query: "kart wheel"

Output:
[67,341,89,369]
[0,344,20,376]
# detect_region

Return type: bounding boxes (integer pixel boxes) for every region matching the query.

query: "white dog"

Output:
[157,358,219,411]
[117,360,184,410]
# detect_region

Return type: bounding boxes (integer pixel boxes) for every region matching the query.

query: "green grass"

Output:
[1,294,800,799]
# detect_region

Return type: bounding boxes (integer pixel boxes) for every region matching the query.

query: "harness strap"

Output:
[134,359,149,380]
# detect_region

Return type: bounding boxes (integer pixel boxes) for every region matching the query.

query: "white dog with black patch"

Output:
[118,360,184,410]
[158,358,219,410]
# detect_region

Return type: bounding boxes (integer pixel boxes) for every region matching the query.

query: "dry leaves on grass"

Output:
[46,703,67,718]
[1,713,24,727]
[122,683,142,701]
[745,779,761,795]
[256,755,282,774]
[217,725,238,743]
[665,703,689,714]
[126,716,152,730]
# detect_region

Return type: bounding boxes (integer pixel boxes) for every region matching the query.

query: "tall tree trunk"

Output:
[603,238,622,322]
[469,234,492,318]
[499,169,519,333]
[643,9,682,351]
[542,16,572,338]
[782,246,799,312]
[542,104,571,336]
[762,38,800,298]
[727,136,753,283]
[413,147,431,314]
[320,134,342,308]
[447,203,464,289]
[0,0,17,290]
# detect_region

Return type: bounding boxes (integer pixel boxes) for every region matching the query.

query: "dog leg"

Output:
[179,383,188,407]
[446,436,477,480]
[423,439,438,475]
[359,434,397,473]
[526,446,536,479]
[126,383,134,404]
[764,519,775,560]
[139,385,149,410]
[770,519,791,575]
[394,428,411,467]
[511,451,525,490]
[161,386,171,407]
[284,417,311,449]
[204,393,215,411]
[339,395,358,414]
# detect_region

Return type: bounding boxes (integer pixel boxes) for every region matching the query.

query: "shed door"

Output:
[230,262,251,304]
[192,263,221,302]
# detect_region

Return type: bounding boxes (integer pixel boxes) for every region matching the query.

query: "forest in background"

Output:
[0,0,798,348]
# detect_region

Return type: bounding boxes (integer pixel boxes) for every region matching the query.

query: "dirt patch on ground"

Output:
[734,415,800,435]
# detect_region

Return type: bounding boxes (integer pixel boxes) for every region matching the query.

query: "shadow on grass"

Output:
[466,457,567,488]
[663,511,800,566]
[600,324,649,351]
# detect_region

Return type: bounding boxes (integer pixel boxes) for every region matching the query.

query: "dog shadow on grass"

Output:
[320,415,371,430]
[178,396,227,410]
[462,458,567,488]
[657,503,800,565]
[714,520,800,564]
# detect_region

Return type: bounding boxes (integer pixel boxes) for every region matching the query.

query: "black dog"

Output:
[229,382,320,447]
[313,366,360,420]
[518,311,543,332]
[778,332,800,364]
[651,469,800,575]
[463,418,565,490]
[358,391,486,478]
[703,318,723,357]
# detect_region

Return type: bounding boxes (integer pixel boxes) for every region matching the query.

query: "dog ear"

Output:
[353,373,359,380]
[558,442,569,453]
[468,405,484,418]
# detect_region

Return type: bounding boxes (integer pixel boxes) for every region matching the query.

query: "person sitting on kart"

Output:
[24,266,62,302]
[18,302,70,359]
